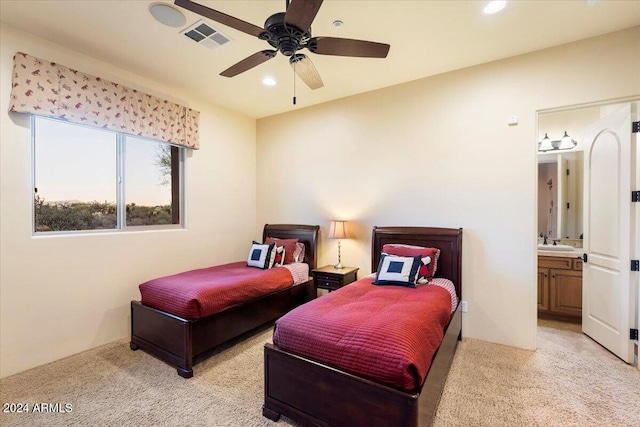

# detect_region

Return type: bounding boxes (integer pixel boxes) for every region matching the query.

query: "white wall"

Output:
[257,27,640,350]
[0,24,257,378]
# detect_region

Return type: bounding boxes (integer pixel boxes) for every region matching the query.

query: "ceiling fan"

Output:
[174,0,390,92]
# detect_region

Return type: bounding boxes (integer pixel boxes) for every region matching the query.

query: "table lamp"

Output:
[328,220,348,269]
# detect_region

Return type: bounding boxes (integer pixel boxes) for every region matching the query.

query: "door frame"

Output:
[534,96,639,363]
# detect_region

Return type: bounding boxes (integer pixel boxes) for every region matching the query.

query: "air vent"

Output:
[181,20,231,51]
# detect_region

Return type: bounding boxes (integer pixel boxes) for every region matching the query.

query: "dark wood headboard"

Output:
[371,226,463,298]
[263,224,320,270]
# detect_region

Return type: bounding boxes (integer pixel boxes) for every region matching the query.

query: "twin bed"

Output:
[263,226,463,427]
[130,224,462,426]
[130,224,319,378]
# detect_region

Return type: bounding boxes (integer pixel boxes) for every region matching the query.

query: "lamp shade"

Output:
[539,133,553,151]
[559,131,577,150]
[328,220,348,239]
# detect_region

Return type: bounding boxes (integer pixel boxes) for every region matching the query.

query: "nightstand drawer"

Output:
[315,275,341,289]
[311,266,359,295]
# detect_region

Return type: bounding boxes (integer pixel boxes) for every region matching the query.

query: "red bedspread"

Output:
[140,262,294,320]
[273,276,452,392]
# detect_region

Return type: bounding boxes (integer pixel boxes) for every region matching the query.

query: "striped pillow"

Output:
[293,242,305,263]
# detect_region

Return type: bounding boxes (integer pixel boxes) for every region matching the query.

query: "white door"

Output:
[582,104,635,363]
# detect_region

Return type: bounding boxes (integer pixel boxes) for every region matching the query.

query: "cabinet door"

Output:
[537,268,549,311]
[550,268,582,317]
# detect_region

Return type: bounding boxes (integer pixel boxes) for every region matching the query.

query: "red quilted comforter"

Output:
[140,262,294,320]
[273,276,453,392]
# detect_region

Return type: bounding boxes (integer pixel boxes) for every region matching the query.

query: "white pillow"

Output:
[373,253,421,287]
[247,241,275,269]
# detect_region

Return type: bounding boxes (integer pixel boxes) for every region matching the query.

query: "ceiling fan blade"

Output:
[309,37,390,58]
[174,0,266,38]
[290,54,324,90]
[220,50,277,77]
[284,0,323,32]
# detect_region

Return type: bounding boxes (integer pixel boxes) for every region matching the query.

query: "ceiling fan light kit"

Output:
[174,0,390,104]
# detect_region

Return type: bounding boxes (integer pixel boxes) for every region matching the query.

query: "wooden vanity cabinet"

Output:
[538,256,583,320]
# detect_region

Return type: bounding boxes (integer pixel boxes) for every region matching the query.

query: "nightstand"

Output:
[312,265,359,293]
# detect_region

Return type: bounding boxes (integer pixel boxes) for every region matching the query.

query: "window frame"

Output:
[31,115,186,236]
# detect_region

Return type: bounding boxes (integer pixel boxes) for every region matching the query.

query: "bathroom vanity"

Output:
[537,250,583,321]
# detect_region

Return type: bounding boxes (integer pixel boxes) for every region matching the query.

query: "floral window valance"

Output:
[9,52,200,149]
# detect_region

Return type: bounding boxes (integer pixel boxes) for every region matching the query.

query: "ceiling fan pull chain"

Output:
[293,59,297,105]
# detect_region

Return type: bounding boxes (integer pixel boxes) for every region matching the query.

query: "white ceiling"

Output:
[1,1,639,118]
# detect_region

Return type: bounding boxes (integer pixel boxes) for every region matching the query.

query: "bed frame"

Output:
[130,224,319,378]
[263,226,463,427]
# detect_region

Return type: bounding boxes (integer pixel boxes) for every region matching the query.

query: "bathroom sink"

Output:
[537,244,575,251]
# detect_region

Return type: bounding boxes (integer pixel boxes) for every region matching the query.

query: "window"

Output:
[125,137,180,226]
[33,116,184,234]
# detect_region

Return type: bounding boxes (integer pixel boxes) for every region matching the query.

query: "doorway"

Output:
[536,97,639,365]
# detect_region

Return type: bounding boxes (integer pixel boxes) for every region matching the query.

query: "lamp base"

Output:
[334,262,344,269]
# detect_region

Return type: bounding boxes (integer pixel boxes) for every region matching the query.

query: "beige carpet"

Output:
[1,320,638,426]
[434,320,640,426]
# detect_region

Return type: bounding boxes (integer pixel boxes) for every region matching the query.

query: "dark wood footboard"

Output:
[131,279,314,378]
[263,303,461,427]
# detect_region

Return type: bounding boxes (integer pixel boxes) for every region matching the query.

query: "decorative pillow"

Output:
[293,242,306,263]
[265,237,298,264]
[382,244,440,280]
[416,256,432,285]
[247,241,275,269]
[272,245,286,267]
[373,254,422,287]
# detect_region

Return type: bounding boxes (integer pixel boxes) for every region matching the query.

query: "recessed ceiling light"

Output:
[484,1,507,14]
[332,20,344,28]
[262,77,277,87]
[149,3,187,28]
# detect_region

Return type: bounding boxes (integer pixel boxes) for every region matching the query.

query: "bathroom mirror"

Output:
[537,151,584,239]
[537,106,600,240]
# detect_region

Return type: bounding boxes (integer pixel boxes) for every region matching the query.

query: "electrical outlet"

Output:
[461,301,468,312]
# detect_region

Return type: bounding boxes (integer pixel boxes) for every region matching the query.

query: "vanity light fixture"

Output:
[558,131,578,150]
[538,131,577,152]
[539,133,553,151]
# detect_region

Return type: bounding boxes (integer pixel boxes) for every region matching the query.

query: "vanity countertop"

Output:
[538,248,584,258]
